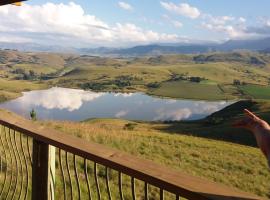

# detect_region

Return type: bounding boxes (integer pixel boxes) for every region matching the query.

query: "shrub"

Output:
[123,123,137,130]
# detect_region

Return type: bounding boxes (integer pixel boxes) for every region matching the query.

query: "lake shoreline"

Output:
[0,87,233,122]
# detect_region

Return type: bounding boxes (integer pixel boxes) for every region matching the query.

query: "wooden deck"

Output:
[0,110,263,200]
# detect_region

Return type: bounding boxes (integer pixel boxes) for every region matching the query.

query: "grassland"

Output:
[0,78,47,102]
[42,99,270,198]
[148,81,233,100]
[240,84,270,99]
[39,116,270,198]
[1,50,270,101]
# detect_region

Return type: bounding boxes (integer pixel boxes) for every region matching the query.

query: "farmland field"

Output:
[148,81,234,100]
[240,84,270,99]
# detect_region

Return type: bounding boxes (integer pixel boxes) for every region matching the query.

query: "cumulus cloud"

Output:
[202,20,270,39]
[200,14,258,39]
[162,14,183,28]
[201,22,247,38]
[201,14,270,39]
[20,87,104,111]
[162,15,183,28]
[244,19,270,36]
[238,17,246,23]
[160,1,200,19]
[172,20,183,28]
[0,2,182,47]
[118,2,133,11]
[207,15,235,25]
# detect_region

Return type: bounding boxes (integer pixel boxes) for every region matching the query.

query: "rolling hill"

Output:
[1,49,270,102]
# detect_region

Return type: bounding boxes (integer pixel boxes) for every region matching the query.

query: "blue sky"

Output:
[0,0,270,47]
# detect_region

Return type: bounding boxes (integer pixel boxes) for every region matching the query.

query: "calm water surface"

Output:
[0,87,232,121]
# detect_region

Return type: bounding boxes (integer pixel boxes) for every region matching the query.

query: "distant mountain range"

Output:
[1,37,270,56]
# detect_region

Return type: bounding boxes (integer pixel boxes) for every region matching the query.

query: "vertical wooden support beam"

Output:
[32,139,55,200]
[49,146,55,200]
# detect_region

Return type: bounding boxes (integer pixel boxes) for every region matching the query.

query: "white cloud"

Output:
[118,2,133,11]
[201,22,247,38]
[209,15,234,25]
[239,17,246,23]
[162,14,183,28]
[201,15,257,39]
[0,2,183,47]
[20,87,104,111]
[201,14,270,39]
[160,1,200,19]
[172,20,183,28]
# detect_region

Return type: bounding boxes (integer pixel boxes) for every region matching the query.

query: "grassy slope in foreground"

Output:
[41,118,270,198]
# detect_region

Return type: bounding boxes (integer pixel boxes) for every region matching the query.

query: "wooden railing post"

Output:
[31,139,55,200]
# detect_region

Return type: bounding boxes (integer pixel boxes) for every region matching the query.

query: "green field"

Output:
[240,84,270,99]
[149,81,234,100]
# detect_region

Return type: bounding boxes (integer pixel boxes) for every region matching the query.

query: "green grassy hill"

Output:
[39,113,269,198]
[1,50,270,101]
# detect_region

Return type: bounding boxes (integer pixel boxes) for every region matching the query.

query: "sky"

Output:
[0,0,270,47]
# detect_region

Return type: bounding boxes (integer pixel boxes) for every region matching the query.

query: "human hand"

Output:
[233,109,270,167]
[233,109,270,131]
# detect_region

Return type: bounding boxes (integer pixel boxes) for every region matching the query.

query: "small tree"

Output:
[30,109,37,121]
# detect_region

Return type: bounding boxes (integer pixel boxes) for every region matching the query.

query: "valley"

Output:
[1,49,270,198]
[1,49,270,102]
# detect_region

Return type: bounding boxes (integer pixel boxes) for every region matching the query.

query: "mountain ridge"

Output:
[1,37,270,56]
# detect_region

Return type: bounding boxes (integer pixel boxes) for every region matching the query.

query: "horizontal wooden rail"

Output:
[0,111,263,200]
[0,0,27,6]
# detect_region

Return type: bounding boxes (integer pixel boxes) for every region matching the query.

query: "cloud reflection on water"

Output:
[154,101,228,121]
[20,87,104,111]
[115,110,129,118]
[0,87,232,121]
[154,108,192,121]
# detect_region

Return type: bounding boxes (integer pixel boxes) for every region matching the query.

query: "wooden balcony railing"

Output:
[0,111,263,200]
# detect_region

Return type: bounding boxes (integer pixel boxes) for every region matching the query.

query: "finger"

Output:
[244,109,259,120]
[232,120,246,127]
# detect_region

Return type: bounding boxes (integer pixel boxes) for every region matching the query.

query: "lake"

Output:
[0,87,232,121]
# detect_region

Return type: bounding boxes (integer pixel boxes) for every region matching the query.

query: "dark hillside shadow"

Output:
[154,100,270,147]
[155,120,257,147]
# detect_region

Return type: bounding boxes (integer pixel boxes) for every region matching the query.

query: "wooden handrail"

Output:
[0,111,263,200]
